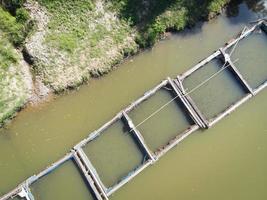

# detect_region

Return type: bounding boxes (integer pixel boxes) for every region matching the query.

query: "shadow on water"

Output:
[225,0,267,24]
[175,0,267,39]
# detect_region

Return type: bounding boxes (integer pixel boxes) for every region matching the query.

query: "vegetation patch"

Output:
[26,0,138,91]
[0,0,231,126]
[0,32,30,126]
[0,36,18,69]
[0,3,33,126]
[0,1,33,46]
[109,0,230,47]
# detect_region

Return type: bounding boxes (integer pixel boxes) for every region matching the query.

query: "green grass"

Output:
[208,0,229,13]
[0,33,28,127]
[0,6,25,45]
[29,0,137,91]
[0,1,33,46]
[0,1,31,126]
[109,0,230,47]
[0,36,18,69]
[37,0,136,54]
[37,0,94,53]
[0,0,230,126]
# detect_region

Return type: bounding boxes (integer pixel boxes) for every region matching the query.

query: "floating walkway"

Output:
[1,20,267,200]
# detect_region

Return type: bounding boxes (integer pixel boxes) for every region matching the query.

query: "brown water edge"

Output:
[0,1,266,199]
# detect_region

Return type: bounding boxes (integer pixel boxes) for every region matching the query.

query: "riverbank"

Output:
[0,0,230,127]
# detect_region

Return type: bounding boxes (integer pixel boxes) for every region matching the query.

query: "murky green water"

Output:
[183,58,247,119]
[0,1,267,200]
[30,161,94,200]
[230,30,267,89]
[83,120,144,188]
[8,197,22,200]
[129,89,193,152]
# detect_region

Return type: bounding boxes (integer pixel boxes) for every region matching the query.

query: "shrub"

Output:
[15,7,30,23]
[0,36,18,69]
[0,7,25,45]
[1,0,26,15]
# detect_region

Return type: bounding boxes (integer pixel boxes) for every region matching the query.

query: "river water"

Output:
[1,1,267,200]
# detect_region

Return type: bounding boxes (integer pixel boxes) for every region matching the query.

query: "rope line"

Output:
[229,26,247,57]
[130,26,246,131]
[183,60,234,96]
[132,59,239,131]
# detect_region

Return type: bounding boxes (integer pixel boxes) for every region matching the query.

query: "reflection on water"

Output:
[226,0,267,19]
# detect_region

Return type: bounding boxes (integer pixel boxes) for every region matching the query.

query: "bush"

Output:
[0,7,25,45]
[1,0,26,15]
[109,0,229,48]
[0,37,18,69]
[16,8,30,23]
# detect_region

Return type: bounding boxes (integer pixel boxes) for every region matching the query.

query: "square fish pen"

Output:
[82,119,146,188]
[128,87,195,156]
[74,113,153,198]
[227,24,267,92]
[181,56,248,123]
[73,78,201,197]
[2,20,266,200]
[30,160,96,200]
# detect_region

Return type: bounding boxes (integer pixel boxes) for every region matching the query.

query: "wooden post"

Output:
[122,111,156,162]
[167,77,208,128]
[73,149,109,200]
[75,148,108,199]
[156,124,199,159]
[174,79,209,128]
[179,51,221,80]
[254,80,267,95]
[17,186,35,200]
[260,21,267,34]
[219,48,254,95]
[73,152,105,200]
[208,94,252,127]
[106,160,153,196]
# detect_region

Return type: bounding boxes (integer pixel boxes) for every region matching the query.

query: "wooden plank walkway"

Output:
[219,48,254,95]
[167,77,207,128]
[1,19,266,200]
[122,111,156,162]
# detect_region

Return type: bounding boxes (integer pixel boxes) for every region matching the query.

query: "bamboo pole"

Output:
[106,160,153,196]
[219,48,254,95]
[73,152,105,200]
[122,112,156,162]
[208,94,252,127]
[75,148,108,198]
[156,124,199,159]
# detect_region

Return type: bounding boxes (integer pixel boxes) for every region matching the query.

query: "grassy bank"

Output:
[0,0,230,126]
[0,4,33,126]
[26,0,229,92]
[109,0,230,47]
[26,0,138,91]
[0,33,29,126]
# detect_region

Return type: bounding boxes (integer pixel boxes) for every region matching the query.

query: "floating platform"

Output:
[1,19,267,200]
